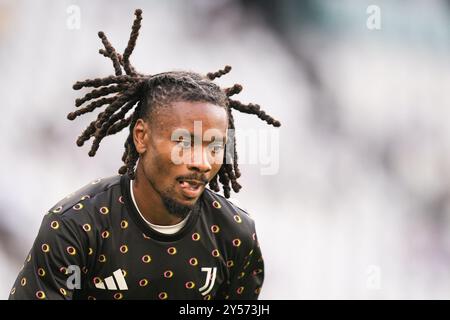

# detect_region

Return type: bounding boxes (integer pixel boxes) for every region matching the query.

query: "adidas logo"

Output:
[95,269,128,291]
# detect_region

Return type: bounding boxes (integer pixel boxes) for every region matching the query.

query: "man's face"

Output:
[134,101,228,218]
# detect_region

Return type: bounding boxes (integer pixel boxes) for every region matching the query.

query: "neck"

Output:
[132,162,182,226]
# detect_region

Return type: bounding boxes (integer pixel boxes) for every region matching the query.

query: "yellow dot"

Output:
[142,255,151,263]
[203,294,212,300]
[98,254,106,263]
[52,206,62,213]
[233,215,242,223]
[81,195,90,200]
[227,260,234,268]
[10,287,16,295]
[41,244,50,253]
[82,224,91,232]
[50,221,59,229]
[192,233,201,241]
[252,268,263,276]
[59,288,67,296]
[99,207,109,215]
[114,293,123,300]
[212,200,221,209]
[120,220,128,229]
[167,247,177,255]
[158,292,168,300]
[120,245,128,254]
[66,246,77,255]
[101,230,110,239]
[185,281,195,289]
[212,249,220,257]
[189,258,198,266]
[237,286,245,294]
[26,254,31,262]
[36,291,46,299]
[163,270,173,278]
[37,268,46,277]
[73,203,84,211]
[88,248,93,255]
[139,279,148,287]
[233,239,242,247]
[20,277,26,286]
[211,225,220,233]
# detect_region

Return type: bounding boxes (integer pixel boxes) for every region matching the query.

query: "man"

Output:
[9,9,280,300]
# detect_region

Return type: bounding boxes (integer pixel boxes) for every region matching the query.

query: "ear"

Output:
[133,119,150,154]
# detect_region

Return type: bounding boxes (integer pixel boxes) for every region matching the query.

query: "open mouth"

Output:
[177,179,205,198]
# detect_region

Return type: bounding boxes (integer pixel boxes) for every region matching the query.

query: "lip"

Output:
[177,179,205,199]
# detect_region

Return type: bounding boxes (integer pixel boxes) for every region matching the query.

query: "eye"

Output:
[209,143,224,154]
[178,140,191,149]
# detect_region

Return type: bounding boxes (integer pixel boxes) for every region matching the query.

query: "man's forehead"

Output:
[150,101,228,129]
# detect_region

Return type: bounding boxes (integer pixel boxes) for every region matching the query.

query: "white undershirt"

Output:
[130,180,189,234]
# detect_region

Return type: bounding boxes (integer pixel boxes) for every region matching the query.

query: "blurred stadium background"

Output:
[0,0,449,299]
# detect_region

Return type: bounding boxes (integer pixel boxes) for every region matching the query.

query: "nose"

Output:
[187,146,212,173]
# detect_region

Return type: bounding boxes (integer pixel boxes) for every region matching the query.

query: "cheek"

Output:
[210,163,223,177]
[143,143,176,181]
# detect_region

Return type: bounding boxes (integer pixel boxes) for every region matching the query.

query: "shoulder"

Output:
[45,175,123,225]
[201,188,257,238]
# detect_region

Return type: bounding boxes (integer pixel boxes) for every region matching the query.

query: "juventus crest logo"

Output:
[199,267,217,296]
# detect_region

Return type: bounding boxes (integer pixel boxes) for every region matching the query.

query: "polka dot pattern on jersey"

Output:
[212,249,220,258]
[101,230,110,239]
[189,258,198,266]
[167,247,177,255]
[37,268,46,277]
[50,221,59,230]
[41,244,50,253]
[139,279,148,287]
[232,239,242,247]
[52,206,62,213]
[73,203,84,211]
[163,270,173,278]
[158,292,168,300]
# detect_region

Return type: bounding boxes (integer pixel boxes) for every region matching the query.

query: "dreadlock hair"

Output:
[68,9,281,198]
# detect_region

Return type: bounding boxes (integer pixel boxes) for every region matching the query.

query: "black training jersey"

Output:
[9,174,264,300]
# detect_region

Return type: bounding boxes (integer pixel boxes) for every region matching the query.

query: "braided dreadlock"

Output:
[68,9,281,198]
